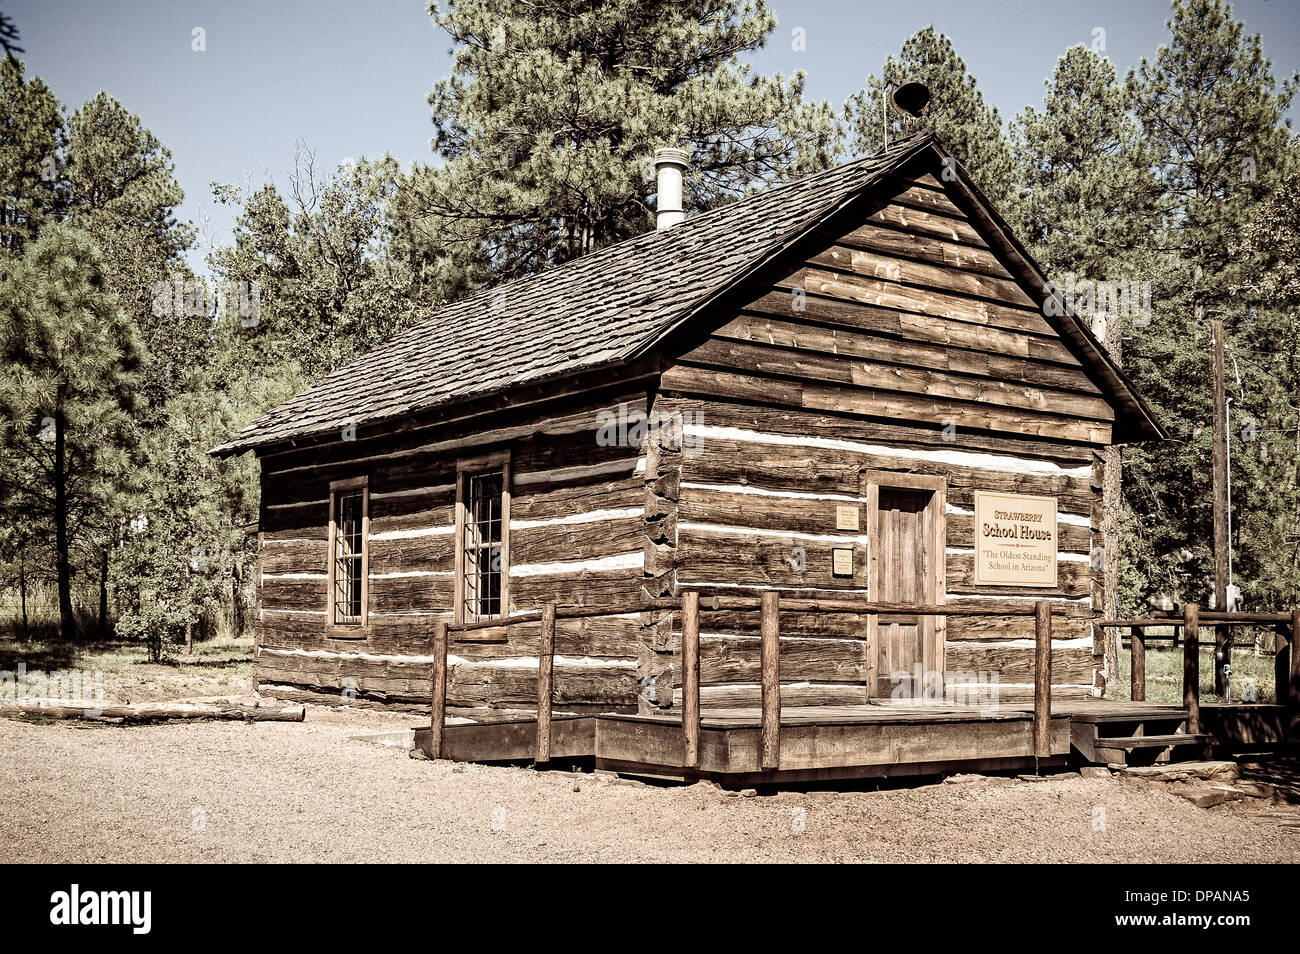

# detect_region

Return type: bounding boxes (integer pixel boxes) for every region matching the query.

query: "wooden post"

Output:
[1287,610,1300,714]
[1130,625,1146,702]
[430,620,448,759]
[1033,601,1052,759]
[1275,622,1290,709]
[1211,319,1231,695]
[681,591,700,770]
[535,601,556,764]
[760,591,781,770]
[1183,603,1201,735]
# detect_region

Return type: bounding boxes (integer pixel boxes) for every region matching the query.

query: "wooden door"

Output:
[875,488,929,697]
[866,472,946,701]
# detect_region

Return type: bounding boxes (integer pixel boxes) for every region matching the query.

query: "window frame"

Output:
[326,475,369,637]
[454,452,511,625]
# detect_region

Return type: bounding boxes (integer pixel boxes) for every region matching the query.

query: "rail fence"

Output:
[427,593,1060,769]
[1098,605,1300,735]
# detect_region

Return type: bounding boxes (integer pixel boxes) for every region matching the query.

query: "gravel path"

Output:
[3,711,1298,863]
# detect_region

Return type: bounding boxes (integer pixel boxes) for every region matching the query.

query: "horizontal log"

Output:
[809,244,1035,310]
[2,700,306,723]
[261,539,328,575]
[866,200,986,246]
[450,659,638,707]
[662,363,1110,443]
[835,220,1011,279]
[681,336,1112,420]
[697,634,868,685]
[718,311,1100,395]
[945,645,1095,686]
[794,265,1052,337]
[677,528,867,588]
[1098,613,1292,627]
[742,289,1078,366]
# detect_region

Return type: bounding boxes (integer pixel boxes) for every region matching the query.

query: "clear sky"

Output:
[9,0,1300,275]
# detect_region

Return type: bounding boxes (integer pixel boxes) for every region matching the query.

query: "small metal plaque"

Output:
[832,547,854,577]
[835,505,860,531]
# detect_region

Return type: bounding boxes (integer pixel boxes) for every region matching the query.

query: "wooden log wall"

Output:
[652,171,1111,704]
[254,385,651,708]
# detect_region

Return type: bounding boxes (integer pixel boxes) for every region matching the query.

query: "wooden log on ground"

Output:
[430,620,448,759]
[682,591,700,770]
[760,591,781,770]
[1183,603,1200,735]
[536,602,556,764]
[1034,601,1052,759]
[0,700,305,722]
[1131,625,1146,703]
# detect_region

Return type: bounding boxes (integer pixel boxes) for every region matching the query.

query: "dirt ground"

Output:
[3,705,1299,863]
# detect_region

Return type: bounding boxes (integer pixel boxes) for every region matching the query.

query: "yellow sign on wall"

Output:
[973,491,1059,587]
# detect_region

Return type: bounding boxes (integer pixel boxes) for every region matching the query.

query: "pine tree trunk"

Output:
[97,547,109,640]
[53,397,77,640]
[19,553,28,639]
[231,562,244,636]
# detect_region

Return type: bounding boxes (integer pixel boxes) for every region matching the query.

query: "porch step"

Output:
[1069,707,1209,767]
[1095,733,1207,750]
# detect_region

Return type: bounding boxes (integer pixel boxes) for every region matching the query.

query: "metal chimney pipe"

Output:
[654,147,689,230]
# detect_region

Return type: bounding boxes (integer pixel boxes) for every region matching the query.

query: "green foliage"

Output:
[1012,46,1161,276]
[1119,0,1298,612]
[0,57,61,252]
[112,387,260,662]
[415,0,841,279]
[0,224,143,636]
[209,152,456,381]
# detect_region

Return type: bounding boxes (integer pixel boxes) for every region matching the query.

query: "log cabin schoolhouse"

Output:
[213,131,1168,776]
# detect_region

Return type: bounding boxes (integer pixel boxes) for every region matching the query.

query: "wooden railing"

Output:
[427,593,1060,766]
[1099,605,1300,734]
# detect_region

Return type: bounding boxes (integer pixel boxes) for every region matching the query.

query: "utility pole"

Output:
[1211,319,1231,694]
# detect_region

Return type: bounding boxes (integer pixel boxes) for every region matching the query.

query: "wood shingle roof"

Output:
[213,132,1163,456]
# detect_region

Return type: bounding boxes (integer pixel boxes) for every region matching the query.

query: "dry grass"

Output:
[0,634,253,704]
[1109,635,1281,704]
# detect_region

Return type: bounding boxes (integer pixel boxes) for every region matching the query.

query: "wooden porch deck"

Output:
[413,699,1290,785]
[415,597,1297,785]
[414,700,1159,784]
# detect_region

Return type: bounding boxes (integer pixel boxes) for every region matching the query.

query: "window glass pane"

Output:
[333,490,364,623]
[463,469,504,622]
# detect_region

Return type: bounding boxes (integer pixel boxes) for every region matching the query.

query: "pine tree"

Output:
[843,27,1022,228]
[414,0,841,279]
[0,57,62,253]
[63,92,199,420]
[1122,0,1297,613]
[1010,46,1165,683]
[1012,46,1159,276]
[0,225,143,637]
